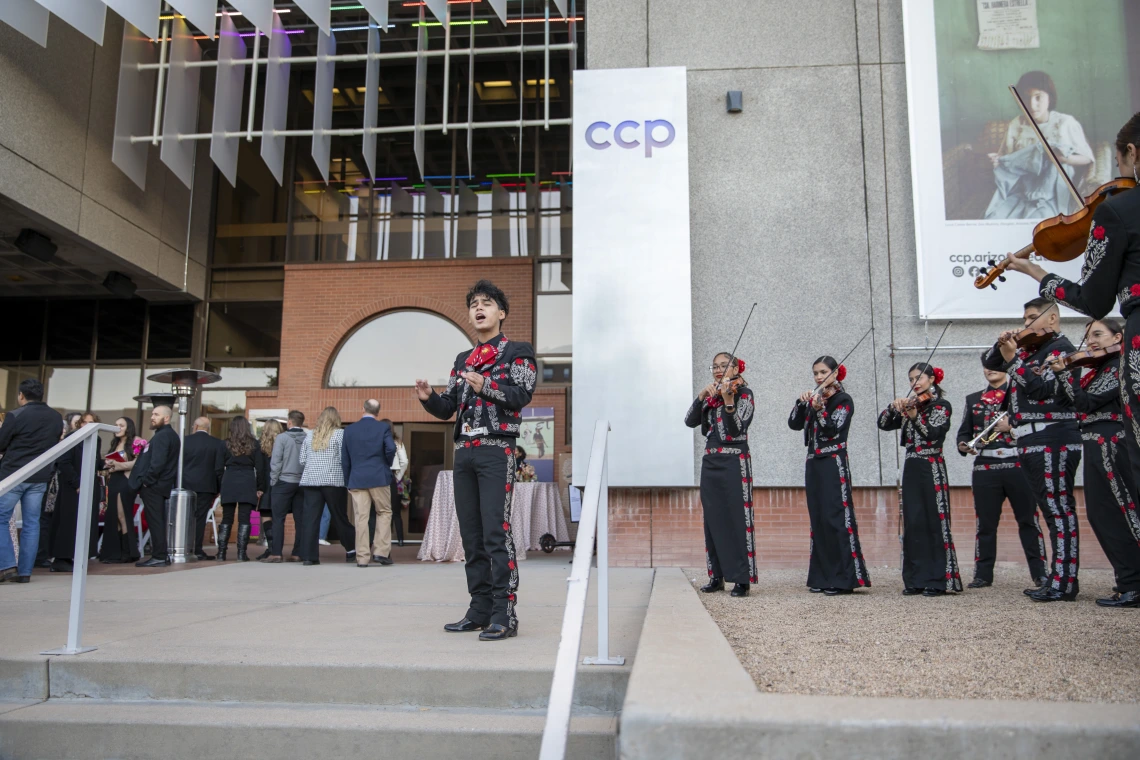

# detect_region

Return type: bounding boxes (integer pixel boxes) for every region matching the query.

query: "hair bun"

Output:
[836,364,847,382]
[933,367,945,384]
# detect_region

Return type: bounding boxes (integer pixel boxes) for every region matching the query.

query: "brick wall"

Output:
[608,486,1111,572]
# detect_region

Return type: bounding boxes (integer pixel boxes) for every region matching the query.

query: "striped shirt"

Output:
[299,428,345,487]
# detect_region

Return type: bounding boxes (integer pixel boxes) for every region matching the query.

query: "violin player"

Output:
[996,112,1140,608]
[982,298,1082,602]
[878,363,962,596]
[955,366,1046,590]
[788,356,869,596]
[1044,319,1140,608]
[685,353,756,597]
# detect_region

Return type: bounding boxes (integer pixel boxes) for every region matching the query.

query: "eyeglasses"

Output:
[710,363,731,371]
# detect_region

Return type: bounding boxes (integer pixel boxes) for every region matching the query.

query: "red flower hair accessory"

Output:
[736,358,746,374]
[932,367,944,384]
[836,364,847,382]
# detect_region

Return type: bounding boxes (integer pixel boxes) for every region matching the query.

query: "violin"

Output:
[1013,326,1056,351]
[974,86,1136,290]
[1051,344,1121,371]
[900,389,933,411]
[716,376,746,399]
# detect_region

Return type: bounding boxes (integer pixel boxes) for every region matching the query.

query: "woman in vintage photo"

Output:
[985,70,1095,220]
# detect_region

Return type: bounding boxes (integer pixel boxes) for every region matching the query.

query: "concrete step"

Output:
[0,699,617,760]
[32,658,628,712]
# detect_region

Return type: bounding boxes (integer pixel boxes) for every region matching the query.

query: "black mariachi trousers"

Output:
[1018,432,1082,594]
[453,438,519,629]
[969,459,1046,583]
[1082,430,1140,593]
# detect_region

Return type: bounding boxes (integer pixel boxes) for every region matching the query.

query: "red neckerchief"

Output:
[980,388,1006,406]
[465,336,504,372]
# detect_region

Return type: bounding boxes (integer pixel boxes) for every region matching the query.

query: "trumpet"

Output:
[967,412,1009,453]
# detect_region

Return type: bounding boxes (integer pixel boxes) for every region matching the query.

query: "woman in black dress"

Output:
[218,416,268,562]
[878,363,963,596]
[50,419,102,572]
[1047,319,1140,605]
[685,353,756,597]
[98,417,142,564]
[789,356,870,595]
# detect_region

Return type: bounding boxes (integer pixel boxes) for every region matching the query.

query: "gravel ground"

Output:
[690,565,1140,703]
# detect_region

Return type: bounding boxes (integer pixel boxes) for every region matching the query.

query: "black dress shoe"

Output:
[922,588,947,597]
[967,578,992,589]
[479,624,518,641]
[135,557,167,568]
[344,552,357,563]
[444,617,486,633]
[373,555,393,566]
[902,587,923,596]
[824,588,853,596]
[195,552,214,561]
[1030,587,1078,603]
[808,587,824,593]
[730,583,750,597]
[700,578,724,593]
[1096,590,1140,608]
[13,576,30,584]
[1023,576,1049,596]
[302,560,320,566]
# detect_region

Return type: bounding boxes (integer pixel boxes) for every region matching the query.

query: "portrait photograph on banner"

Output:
[903,0,1140,319]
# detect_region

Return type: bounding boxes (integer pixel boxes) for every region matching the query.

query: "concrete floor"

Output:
[692,565,1140,704]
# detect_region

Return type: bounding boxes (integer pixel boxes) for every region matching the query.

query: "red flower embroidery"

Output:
[505,483,512,492]
[1092,225,1106,241]
[1054,286,1065,300]
[508,560,515,570]
[500,424,509,430]
[1133,335,1140,350]
[502,522,510,531]
[1016,367,1026,376]
[1131,284,1140,297]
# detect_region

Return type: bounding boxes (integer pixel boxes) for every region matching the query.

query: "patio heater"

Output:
[143,369,221,564]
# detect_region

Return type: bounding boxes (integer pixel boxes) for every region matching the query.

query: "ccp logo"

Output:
[585,120,675,157]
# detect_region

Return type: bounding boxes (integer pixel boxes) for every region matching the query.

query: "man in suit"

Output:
[342,399,396,567]
[181,416,225,560]
[0,379,64,583]
[129,405,181,568]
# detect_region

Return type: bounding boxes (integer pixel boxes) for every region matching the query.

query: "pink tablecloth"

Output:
[417,472,570,562]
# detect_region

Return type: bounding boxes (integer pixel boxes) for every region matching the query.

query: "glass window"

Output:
[205,363,279,389]
[46,301,94,360]
[96,301,146,360]
[206,302,282,359]
[44,366,90,415]
[0,301,44,362]
[535,294,572,355]
[539,358,572,385]
[209,268,285,300]
[201,390,249,439]
[147,304,195,360]
[327,310,472,387]
[539,261,571,293]
[0,366,37,413]
[90,367,141,427]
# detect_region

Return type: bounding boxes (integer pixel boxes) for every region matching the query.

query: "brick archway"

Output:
[315,295,475,389]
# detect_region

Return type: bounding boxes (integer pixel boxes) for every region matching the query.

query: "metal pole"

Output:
[151,16,170,145]
[42,434,98,655]
[544,0,550,130]
[583,427,623,667]
[246,29,261,142]
[442,3,451,135]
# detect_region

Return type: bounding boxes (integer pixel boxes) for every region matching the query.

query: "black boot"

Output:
[255,519,273,561]
[730,583,750,597]
[700,577,724,593]
[216,524,232,562]
[236,525,252,562]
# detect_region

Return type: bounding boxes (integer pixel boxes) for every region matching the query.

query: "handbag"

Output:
[43,471,59,514]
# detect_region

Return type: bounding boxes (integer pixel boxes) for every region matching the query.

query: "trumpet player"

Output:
[956,366,1047,590]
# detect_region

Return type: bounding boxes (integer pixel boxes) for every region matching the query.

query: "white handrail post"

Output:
[42,433,98,655]
[583,443,623,666]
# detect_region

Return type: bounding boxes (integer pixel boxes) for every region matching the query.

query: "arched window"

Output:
[326,310,473,388]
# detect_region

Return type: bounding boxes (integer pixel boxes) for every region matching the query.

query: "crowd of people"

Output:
[0,384,413,582]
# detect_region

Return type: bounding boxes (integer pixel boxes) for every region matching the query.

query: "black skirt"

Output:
[699,450,756,585]
[805,450,870,590]
[901,454,963,592]
[99,472,139,562]
[220,467,257,506]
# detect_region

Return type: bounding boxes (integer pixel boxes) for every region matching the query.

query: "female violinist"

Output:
[788,356,869,595]
[877,363,963,596]
[1046,319,1140,608]
[685,353,756,597]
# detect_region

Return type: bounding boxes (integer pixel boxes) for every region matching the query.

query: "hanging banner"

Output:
[902,0,1138,319]
[572,67,693,487]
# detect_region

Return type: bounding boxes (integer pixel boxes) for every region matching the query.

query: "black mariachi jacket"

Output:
[1037,186,1140,320]
[787,387,853,459]
[877,391,952,457]
[982,333,1080,431]
[421,333,537,442]
[1052,356,1125,433]
[685,386,755,453]
[955,385,1015,462]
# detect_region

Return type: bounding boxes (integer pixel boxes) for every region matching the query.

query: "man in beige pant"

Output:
[341,399,398,567]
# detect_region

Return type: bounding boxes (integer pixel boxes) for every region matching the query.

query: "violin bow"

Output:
[714,302,758,395]
[810,326,874,399]
[903,321,953,401]
[1010,85,1084,210]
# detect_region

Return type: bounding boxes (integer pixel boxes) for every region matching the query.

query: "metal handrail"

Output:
[539,420,624,760]
[1,422,119,656]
